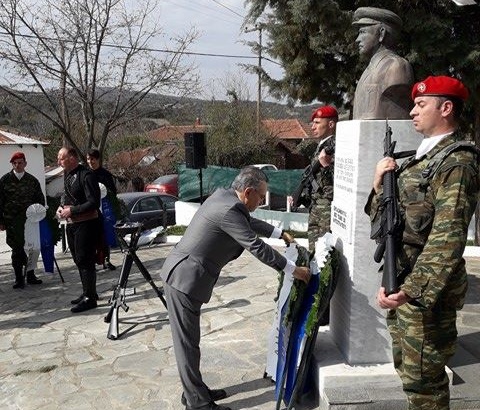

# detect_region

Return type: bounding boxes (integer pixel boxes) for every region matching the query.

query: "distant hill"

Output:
[126,92,321,125]
[0,88,320,137]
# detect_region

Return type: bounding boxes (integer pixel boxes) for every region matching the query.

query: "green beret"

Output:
[352,7,402,30]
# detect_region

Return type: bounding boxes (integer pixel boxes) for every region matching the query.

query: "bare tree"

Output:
[0,0,200,158]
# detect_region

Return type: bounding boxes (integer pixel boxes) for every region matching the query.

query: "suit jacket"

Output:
[160,188,287,303]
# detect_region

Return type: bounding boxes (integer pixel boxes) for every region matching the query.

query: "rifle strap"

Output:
[417,141,479,201]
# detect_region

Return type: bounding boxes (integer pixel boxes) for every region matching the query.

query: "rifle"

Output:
[104,221,167,339]
[373,121,415,295]
[291,138,335,211]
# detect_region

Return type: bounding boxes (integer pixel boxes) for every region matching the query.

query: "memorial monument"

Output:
[312,7,421,407]
[352,7,414,120]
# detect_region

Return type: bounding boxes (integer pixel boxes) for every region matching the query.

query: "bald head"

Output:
[57,147,79,172]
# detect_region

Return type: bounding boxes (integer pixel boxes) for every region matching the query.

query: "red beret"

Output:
[10,151,26,163]
[411,76,469,102]
[311,105,338,121]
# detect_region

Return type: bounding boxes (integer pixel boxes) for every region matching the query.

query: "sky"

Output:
[0,0,283,103]
[156,0,284,102]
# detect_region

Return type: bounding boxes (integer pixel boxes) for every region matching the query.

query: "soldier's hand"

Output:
[377,287,410,309]
[319,149,333,167]
[373,157,396,193]
[293,266,311,284]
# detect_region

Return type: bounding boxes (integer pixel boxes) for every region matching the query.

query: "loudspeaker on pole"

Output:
[184,132,207,169]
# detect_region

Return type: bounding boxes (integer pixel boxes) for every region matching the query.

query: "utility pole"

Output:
[245,23,264,135]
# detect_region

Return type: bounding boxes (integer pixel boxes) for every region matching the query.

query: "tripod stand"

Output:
[104,222,167,340]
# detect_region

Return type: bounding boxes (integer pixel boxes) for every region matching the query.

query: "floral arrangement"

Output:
[278,233,339,337]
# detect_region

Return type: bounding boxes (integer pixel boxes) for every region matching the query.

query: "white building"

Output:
[0,129,48,195]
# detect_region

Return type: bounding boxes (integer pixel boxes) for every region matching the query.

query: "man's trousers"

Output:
[164,283,212,408]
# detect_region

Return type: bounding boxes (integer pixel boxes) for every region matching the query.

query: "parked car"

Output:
[117,192,177,229]
[144,174,178,197]
[252,164,278,171]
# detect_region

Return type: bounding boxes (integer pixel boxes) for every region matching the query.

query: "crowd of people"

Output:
[0,147,119,313]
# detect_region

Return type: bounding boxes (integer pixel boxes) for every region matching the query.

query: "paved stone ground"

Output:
[0,243,317,410]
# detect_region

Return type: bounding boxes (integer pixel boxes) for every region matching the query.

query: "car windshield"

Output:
[132,197,162,213]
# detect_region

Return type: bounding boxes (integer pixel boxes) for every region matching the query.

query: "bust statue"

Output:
[352,7,414,120]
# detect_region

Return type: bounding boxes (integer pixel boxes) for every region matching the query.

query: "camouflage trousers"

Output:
[308,199,331,250]
[387,303,457,410]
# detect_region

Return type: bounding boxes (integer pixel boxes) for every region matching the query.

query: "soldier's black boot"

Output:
[12,267,25,289]
[26,270,42,285]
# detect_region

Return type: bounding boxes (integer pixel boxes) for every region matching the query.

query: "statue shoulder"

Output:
[377,51,414,83]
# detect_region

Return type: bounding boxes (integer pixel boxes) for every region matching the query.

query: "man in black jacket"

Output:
[87,148,117,270]
[57,147,101,313]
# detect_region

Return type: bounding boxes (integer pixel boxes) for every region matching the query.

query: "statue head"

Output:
[353,7,402,59]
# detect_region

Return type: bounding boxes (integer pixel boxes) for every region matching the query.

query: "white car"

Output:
[252,164,278,171]
[251,164,288,210]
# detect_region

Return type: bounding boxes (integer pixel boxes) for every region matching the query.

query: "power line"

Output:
[162,0,243,25]
[210,0,245,19]
[0,30,258,60]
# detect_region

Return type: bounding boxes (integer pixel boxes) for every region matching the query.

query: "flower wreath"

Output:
[276,233,340,337]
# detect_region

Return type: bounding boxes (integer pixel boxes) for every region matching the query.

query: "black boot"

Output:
[12,267,25,289]
[71,293,99,305]
[26,270,42,285]
[103,255,116,271]
[74,269,88,305]
[71,269,97,313]
[70,296,97,313]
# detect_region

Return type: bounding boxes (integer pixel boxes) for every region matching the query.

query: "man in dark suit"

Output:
[161,166,311,410]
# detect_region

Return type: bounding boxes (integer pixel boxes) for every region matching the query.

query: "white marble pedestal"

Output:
[311,120,422,408]
[328,119,419,365]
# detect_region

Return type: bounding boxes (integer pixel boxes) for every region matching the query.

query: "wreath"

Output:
[277,233,340,337]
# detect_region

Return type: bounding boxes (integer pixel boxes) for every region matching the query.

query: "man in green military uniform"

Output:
[306,105,338,250]
[0,152,45,289]
[366,76,480,409]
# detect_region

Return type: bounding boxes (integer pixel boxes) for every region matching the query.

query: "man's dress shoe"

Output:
[181,389,228,406]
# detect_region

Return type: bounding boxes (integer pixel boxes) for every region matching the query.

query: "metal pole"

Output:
[257,26,262,135]
[245,23,264,135]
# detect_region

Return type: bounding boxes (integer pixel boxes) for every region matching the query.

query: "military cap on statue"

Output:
[352,7,403,31]
[411,76,469,102]
[311,106,338,121]
[10,151,26,163]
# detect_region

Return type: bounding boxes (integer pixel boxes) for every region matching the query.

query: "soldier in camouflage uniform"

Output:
[366,76,480,409]
[307,105,338,249]
[0,152,45,289]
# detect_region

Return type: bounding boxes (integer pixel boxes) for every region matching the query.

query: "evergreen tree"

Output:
[245,0,480,243]
[205,97,277,168]
[244,1,480,125]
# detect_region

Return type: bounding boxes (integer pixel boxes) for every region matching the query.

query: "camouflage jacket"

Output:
[367,132,480,310]
[310,136,335,208]
[0,171,45,225]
